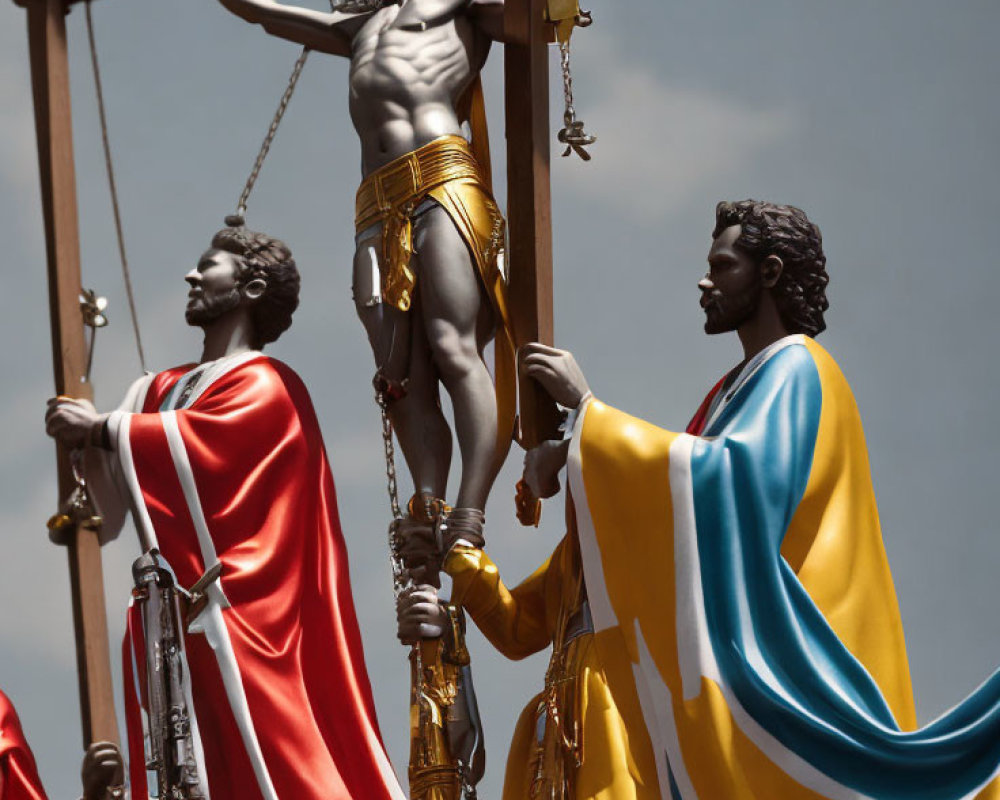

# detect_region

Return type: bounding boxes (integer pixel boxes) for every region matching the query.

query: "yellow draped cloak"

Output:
[564,336,1000,799]
[445,523,661,799]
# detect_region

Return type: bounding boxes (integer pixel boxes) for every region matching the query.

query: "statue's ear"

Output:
[761,254,784,289]
[243,278,267,301]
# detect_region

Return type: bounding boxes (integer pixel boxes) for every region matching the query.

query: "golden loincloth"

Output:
[355,134,516,463]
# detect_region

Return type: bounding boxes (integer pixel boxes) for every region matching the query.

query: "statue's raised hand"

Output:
[521,343,590,409]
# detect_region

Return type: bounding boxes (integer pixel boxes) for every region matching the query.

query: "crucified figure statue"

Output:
[215,0,514,525]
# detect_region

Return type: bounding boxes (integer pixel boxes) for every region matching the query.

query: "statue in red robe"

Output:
[0,691,46,800]
[46,226,404,800]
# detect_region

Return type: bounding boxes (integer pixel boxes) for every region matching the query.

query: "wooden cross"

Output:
[9,0,567,749]
[13,0,120,748]
[504,0,564,449]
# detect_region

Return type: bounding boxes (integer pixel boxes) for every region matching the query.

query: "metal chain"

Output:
[376,389,425,773]
[376,399,475,796]
[84,1,147,373]
[234,47,312,220]
[232,0,342,221]
[555,15,597,160]
[559,40,576,130]
[377,391,403,521]
[377,390,412,605]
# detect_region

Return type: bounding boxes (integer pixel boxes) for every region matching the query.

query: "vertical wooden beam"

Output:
[18,0,119,748]
[505,0,562,448]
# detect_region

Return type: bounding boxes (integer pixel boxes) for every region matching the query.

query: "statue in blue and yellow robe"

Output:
[564,333,1000,799]
[453,333,1000,798]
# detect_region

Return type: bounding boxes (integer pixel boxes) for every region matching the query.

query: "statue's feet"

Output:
[443,507,485,551]
[396,493,449,587]
[397,496,485,585]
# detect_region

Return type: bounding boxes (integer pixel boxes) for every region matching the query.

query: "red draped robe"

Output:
[98,352,402,800]
[0,691,47,800]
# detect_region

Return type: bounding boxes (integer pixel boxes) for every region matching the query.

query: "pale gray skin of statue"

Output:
[215,0,507,511]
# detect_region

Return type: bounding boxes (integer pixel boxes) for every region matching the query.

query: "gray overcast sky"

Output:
[2,0,1000,796]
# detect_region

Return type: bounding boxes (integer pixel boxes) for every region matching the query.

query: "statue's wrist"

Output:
[89,414,111,450]
[561,392,592,439]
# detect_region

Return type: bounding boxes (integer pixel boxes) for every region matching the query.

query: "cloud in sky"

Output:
[0,483,78,665]
[3,0,1000,795]
[0,26,39,221]
[561,36,797,221]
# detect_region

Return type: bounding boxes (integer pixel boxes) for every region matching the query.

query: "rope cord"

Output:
[84,1,147,373]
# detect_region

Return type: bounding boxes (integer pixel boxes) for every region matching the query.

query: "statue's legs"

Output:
[353,234,452,500]
[412,204,498,511]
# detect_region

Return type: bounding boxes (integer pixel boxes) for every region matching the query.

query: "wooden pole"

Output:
[505,0,562,449]
[15,0,120,748]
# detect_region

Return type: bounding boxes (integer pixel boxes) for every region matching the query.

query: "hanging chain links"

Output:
[230,0,343,224]
[231,46,312,224]
[556,35,596,161]
[377,390,403,523]
[552,6,596,161]
[376,390,410,599]
[375,391,429,794]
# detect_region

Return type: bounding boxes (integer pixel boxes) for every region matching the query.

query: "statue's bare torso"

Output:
[216,0,506,510]
[349,0,490,173]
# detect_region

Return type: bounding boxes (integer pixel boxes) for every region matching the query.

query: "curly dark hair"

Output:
[210,227,300,347]
[713,200,829,337]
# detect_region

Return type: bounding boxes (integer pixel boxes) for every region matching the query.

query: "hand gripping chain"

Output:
[376,390,484,799]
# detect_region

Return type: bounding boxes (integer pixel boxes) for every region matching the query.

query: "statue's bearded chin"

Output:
[186,288,242,327]
[704,286,761,335]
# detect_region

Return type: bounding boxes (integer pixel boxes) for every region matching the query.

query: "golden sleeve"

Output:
[444,544,555,661]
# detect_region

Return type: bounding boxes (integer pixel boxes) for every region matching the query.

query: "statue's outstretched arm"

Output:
[468,0,506,43]
[445,543,554,661]
[215,0,363,57]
